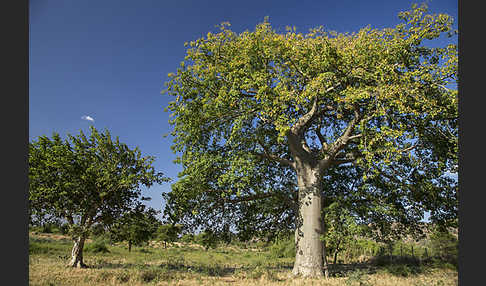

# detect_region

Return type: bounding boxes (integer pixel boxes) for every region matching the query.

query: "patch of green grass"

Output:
[29,233,458,286]
[345,269,371,286]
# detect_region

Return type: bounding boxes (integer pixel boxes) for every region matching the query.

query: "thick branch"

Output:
[327,105,364,157]
[255,140,295,169]
[290,85,339,135]
[224,192,275,203]
[315,124,328,151]
[291,96,319,135]
[399,145,416,153]
[330,156,358,166]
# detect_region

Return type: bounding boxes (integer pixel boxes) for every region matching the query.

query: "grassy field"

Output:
[29,232,457,286]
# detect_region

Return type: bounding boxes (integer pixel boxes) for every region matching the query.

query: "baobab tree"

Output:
[163,4,457,277]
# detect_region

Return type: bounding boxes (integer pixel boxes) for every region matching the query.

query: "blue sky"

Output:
[29,0,457,218]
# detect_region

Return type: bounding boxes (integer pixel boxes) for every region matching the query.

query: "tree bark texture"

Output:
[69,236,87,268]
[292,165,324,277]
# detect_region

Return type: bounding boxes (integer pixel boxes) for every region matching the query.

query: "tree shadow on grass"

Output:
[327,256,428,278]
[91,259,291,280]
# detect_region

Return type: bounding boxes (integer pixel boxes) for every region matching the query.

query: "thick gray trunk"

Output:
[292,166,324,278]
[69,236,87,268]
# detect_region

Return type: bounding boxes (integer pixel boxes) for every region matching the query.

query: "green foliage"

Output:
[180,233,194,244]
[162,4,458,251]
[193,230,219,250]
[155,224,182,247]
[29,237,72,255]
[29,126,168,237]
[41,223,54,234]
[90,223,106,238]
[269,235,295,258]
[85,237,110,253]
[29,126,168,261]
[59,223,70,235]
[322,201,363,263]
[383,263,424,277]
[429,227,458,264]
[109,204,160,251]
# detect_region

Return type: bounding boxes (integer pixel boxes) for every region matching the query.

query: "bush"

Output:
[180,233,194,244]
[41,223,54,233]
[384,264,424,277]
[59,224,69,235]
[429,228,458,265]
[269,236,295,258]
[85,237,110,253]
[194,231,218,250]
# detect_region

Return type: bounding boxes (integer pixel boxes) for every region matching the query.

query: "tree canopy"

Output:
[108,203,161,252]
[29,126,168,267]
[163,3,457,277]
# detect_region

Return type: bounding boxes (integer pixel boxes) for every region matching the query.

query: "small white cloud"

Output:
[81,115,95,122]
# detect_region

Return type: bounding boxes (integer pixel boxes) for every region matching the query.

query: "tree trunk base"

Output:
[291,265,325,278]
[67,261,88,268]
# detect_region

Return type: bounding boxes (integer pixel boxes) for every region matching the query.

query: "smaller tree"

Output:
[109,204,160,252]
[180,233,194,244]
[322,202,362,264]
[29,127,168,267]
[429,226,458,264]
[194,230,219,251]
[155,224,182,248]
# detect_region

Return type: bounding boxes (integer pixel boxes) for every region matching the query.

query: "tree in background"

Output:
[429,226,458,264]
[322,201,361,265]
[194,229,219,251]
[163,3,457,277]
[29,126,168,267]
[155,224,182,248]
[108,203,160,252]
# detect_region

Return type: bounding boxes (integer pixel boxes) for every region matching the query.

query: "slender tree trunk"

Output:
[69,236,87,268]
[333,240,341,264]
[292,166,324,278]
[322,242,329,279]
[128,240,132,252]
[333,250,339,265]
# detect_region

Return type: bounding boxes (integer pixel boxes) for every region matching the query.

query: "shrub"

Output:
[180,233,194,244]
[85,237,110,253]
[384,264,424,277]
[59,224,69,235]
[41,223,54,233]
[269,236,295,258]
[429,228,458,265]
[194,231,218,250]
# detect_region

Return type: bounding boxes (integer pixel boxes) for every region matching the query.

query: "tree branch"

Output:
[290,85,339,135]
[327,105,364,158]
[330,150,362,166]
[397,145,416,154]
[316,124,329,152]
[255,139,295,169]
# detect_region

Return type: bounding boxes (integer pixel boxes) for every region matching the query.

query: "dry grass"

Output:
[29,232,458,286]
